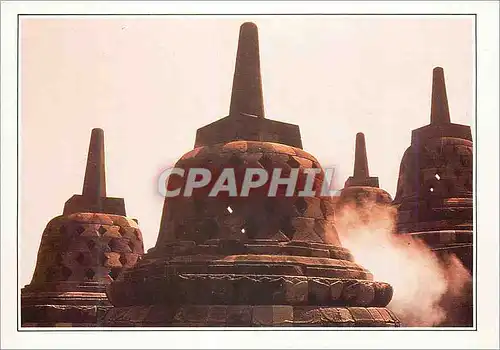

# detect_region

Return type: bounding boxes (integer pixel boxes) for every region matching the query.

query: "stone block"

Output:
[173,305,209,324]
[252,305,293,326]
[308,278,330,304]
[330,280,344,302]
[348,307,375,325]
[284,278,308,304]
[207,306,228,325]
[373,282,393,307]
[292,306,324,326]
[209,276,235,304]
[226,306,252,326]
[342,281,375,306]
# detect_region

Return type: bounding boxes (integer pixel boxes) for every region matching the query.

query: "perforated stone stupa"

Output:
[104,22,400,327]
[393,67,473,326]
[21,128,144,327]
[337,132,393,210]
[393,67,473,270]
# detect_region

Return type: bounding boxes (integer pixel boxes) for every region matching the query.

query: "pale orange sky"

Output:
[20,16,474,286]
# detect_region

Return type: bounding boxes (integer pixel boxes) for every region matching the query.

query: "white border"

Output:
[2,1,499,349]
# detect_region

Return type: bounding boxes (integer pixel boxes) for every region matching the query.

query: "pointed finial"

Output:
[229,22,265,118]
[430,67,451,125]
[344,132,379,188]
[82,128,106,201]
[63,128,125,216]
[353,132,369,179]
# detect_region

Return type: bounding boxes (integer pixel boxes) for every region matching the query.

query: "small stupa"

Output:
[21,128,144,327]
[337,132,393,209]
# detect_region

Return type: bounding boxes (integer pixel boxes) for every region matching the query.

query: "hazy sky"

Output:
[20,16,474,286]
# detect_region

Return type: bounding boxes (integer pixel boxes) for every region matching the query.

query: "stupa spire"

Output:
[353,132,369,179]
[229,22,265,118]
[344,132,379,188]
[82,128,106,201]
[22,128,143,327]
[430,67,451,125]
[63,128,125,216]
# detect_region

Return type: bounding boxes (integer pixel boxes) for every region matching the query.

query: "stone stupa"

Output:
[336,132,393,210]
[104,22,400,327]
[21,128,145,327]
[393,67,473,271]
[393,67,473,326]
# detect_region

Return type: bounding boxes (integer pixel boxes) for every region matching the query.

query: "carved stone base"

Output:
[104,239,400,327]
[21,290,111,327]
[105,304,400,327]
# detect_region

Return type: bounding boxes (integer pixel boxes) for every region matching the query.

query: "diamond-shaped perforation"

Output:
[98,226,107,236]
[108,238,119,251]
[44,267,57,282]
[87,239,96,251]
[76,225,85,235]
[295,197,308,215]
[287,156,301,168]
[258,154,274,171]
[280,216,295,240]
[76,252,85,265]
[84,268,95,280]
[61,266,72,281]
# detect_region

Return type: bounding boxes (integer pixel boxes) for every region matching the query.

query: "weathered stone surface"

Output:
[394,89,473,234]
[393,67,473,327]
[102,22,398,328]
[308,278,330,304]
[293,306,355,326]
[337,133,393,210]
[252,305,293,326]
[21,298,112,326]
[104,305,400,327]
[342,281,376,306]
[21,128,144,327]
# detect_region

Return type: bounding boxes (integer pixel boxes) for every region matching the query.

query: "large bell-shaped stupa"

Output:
[104,23,400,327]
